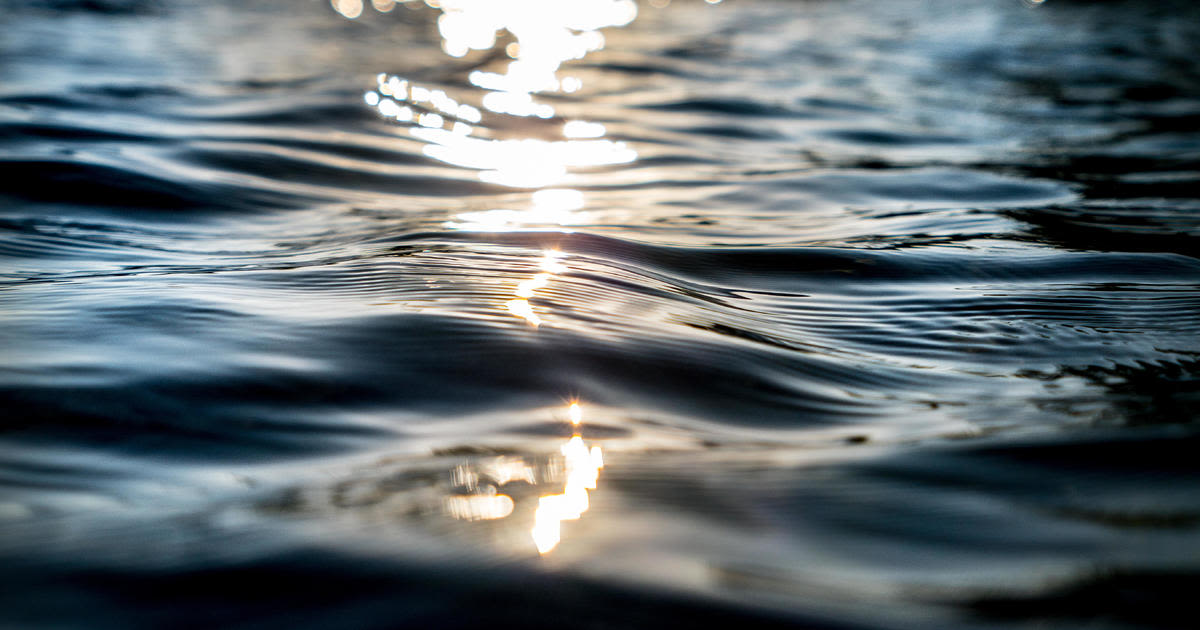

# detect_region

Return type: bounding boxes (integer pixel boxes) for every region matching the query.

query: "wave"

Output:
[2,0,1200,628]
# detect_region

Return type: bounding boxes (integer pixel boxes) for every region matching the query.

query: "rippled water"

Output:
[3,0,1200,627]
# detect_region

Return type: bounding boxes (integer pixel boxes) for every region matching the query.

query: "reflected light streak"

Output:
[432,0,637,117]
[444,493,515,521]
[531,403,604,554]
[505,297,543,327]
[539,248,567,273]
[505,249,566,327]
[563,120,606,139]
[439,402,605,556]
[357,0,640,189]
[447,189,587,231]
[516,273,551,298]
[413,127,635,188]
[355,0,638,115]
[364,85,635,187]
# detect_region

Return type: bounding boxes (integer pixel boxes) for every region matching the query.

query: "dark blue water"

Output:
[3,0,1200,627]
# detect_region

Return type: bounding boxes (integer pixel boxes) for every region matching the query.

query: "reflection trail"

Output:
[433,0,638,117]
[442,402,604,555]
[343,1,631,556]
[447,188,589,231]
[531,402,604,554]
[506,248,566,327]
[359,0,639,189]
[365,71,635,189]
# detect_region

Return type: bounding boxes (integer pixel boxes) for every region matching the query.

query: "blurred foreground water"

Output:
[2,0,1200,627]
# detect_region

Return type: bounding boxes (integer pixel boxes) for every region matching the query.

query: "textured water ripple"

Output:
[3,0,1200,628]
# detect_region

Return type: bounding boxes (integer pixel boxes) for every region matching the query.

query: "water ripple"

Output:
[2,0,1200,628]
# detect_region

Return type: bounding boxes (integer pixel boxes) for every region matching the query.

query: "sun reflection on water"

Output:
[337,1,624,556]
[441,402,605,555]
[447,188,588,231]
[443,492,515,521]
[505,249,566,327]
[531,402,605,554]
[435,0,638,116]
[356,0,639,190]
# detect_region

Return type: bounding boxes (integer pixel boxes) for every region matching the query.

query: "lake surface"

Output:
[2,0,1199,627]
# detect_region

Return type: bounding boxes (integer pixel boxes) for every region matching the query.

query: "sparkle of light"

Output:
[444,493,515,521]
[331,0,364,19]
[532,432,604,554]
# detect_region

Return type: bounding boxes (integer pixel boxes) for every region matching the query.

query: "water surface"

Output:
[2,0,1200,627]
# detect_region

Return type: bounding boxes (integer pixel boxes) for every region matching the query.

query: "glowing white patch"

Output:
[563,120,606,138]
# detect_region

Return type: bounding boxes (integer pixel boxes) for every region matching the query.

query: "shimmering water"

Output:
[3,0,1200,627]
